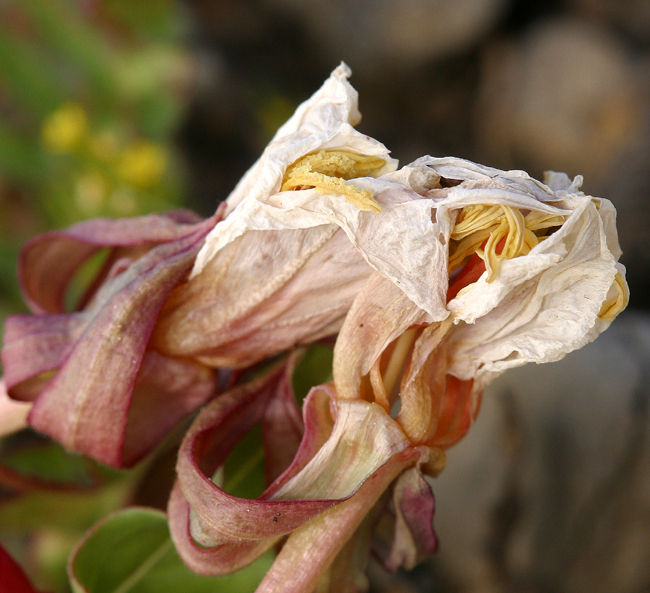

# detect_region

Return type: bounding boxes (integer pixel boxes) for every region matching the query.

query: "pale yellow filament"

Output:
[281,150,386,212]
[449,204,566,282]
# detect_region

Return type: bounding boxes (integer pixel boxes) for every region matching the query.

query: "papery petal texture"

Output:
[2,210,222,467]
[171,355,419,582]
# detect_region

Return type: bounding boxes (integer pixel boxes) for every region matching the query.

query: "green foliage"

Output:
[221,423,266,500]
[292,344,334,406]
[69,508,274,593]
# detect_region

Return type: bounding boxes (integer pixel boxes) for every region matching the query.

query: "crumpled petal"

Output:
[18,210,203,315]
[152,225,371,368]
[171,356,417,580]
[194,62,396,264]
[2,212,221,467]
[188,64,453,323]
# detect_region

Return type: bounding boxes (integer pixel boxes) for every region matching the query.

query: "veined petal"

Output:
[152,226,371,368]
[18,210,204,315]
[20,214,219,467]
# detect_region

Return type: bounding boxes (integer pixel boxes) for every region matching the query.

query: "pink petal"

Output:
[23,214,219,467]
[381,460,438,572]
[19,210,204,315]
[173,365,417,581]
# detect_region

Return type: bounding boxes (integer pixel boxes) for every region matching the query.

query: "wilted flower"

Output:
[0,62,629,592]
[334,157,628,446]
[168,156,628,591]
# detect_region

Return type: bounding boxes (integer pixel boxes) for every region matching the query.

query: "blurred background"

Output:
[0,0,649,592]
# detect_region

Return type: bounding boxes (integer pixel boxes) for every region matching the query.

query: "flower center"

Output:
[449,204,566,282]
[281,150,386,212]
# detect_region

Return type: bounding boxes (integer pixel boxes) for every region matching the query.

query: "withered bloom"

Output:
[0,63,629,593]
[169,157,627,592]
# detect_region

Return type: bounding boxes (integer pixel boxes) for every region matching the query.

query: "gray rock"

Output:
[433,311,650,593]
[476,19,646,186]
[264,0,507,69]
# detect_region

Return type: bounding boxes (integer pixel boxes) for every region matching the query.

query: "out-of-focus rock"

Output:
[476,19,646,183]
[570,0,650,43]
[264,0,507,69]
[432,311,650,593]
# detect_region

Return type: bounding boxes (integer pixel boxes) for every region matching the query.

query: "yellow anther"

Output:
[598,272,628,321]
[449,204,566,281]
[281,150,386,212]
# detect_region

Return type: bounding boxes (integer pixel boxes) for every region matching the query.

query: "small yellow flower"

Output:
[74,170,107,216]
[117,141,168,189]
[42,103,88,154]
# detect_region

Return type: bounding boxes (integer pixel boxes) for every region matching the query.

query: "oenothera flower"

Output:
[169,158,627,592]
[334,156,628,447]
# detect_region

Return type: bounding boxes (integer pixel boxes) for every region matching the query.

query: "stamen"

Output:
[448,204,567,284]
[281,150,386,212]
[382,327,419,400]
[598,272,628,321]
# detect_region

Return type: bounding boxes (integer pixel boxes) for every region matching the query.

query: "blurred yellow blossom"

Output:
[41,103,89,154]
[74,170,107,215]
[116,141,168,189]
[89,129,120,162]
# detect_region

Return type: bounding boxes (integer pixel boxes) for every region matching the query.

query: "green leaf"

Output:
[292,344,334,406]
[221,423,265,500]
[1,439,101,488]
[69,508,274,593]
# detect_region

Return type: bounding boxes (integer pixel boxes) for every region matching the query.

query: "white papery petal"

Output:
[445,198,620,388]
[192,63,397,278]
